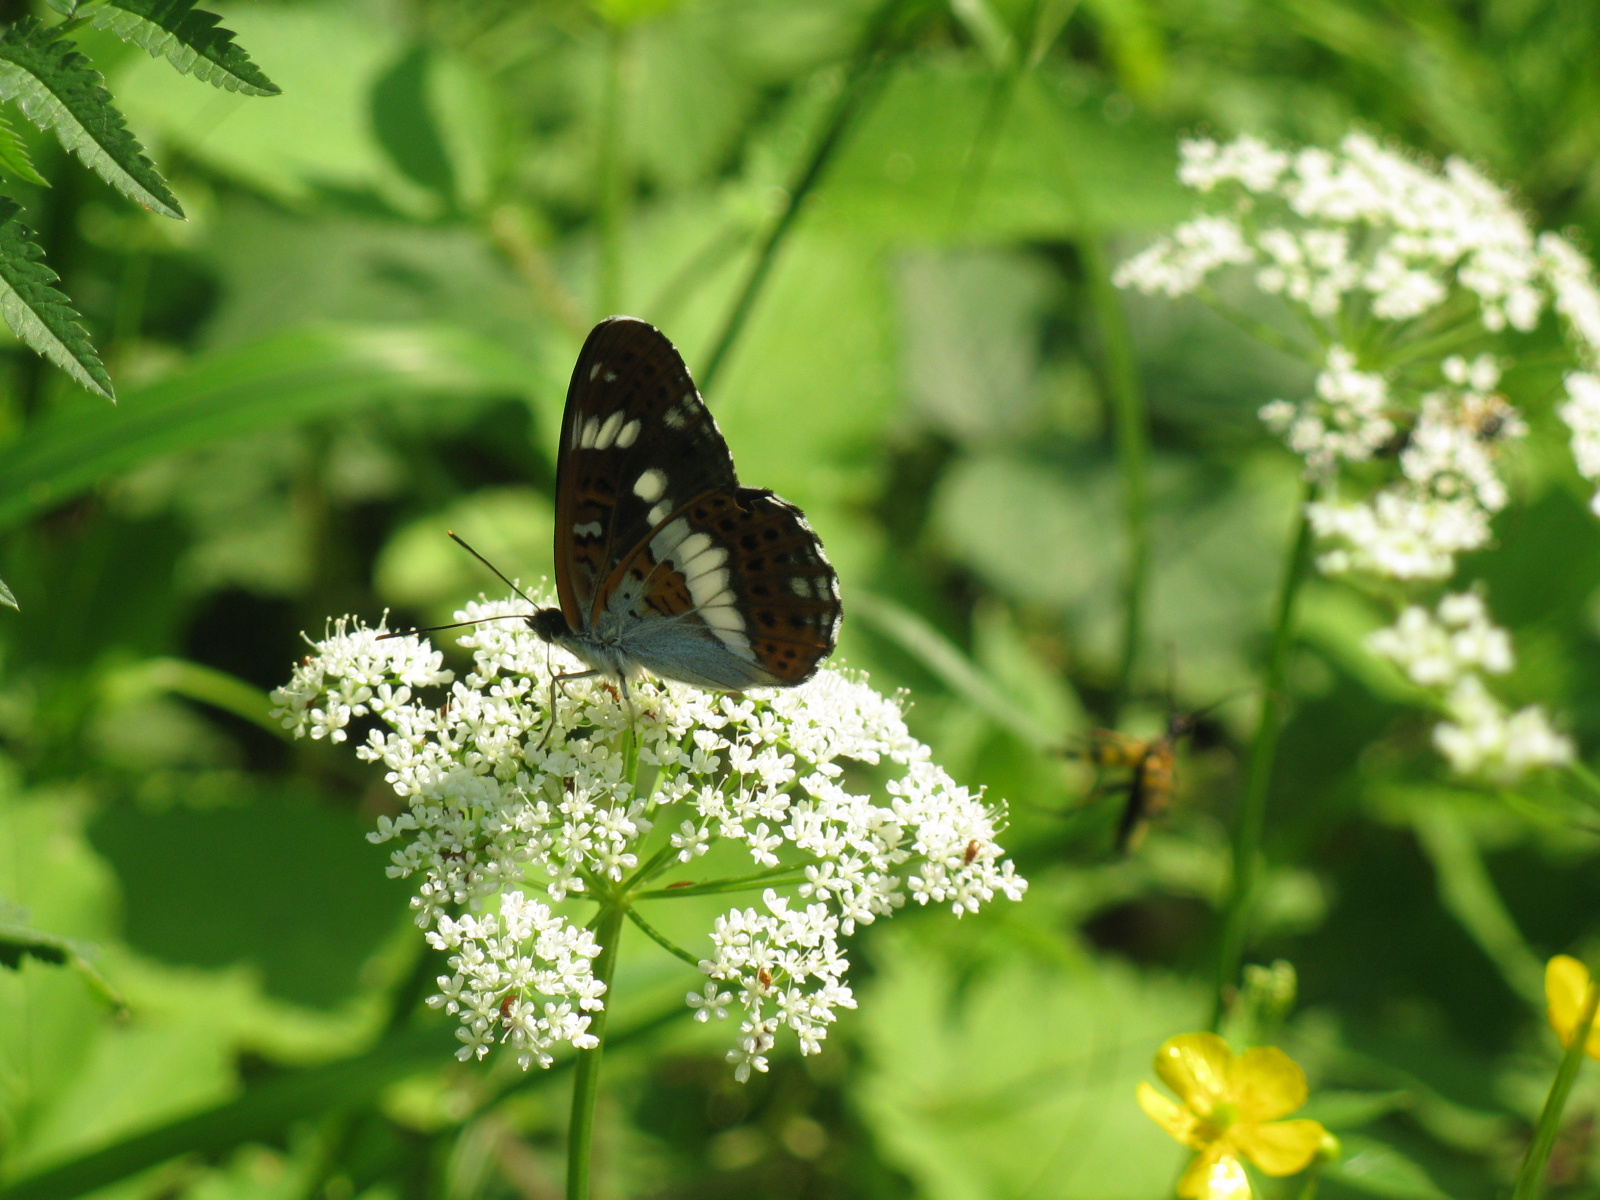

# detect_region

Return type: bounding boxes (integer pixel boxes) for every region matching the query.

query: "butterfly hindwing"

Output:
[553,317,737,629]
[598,487,841,688]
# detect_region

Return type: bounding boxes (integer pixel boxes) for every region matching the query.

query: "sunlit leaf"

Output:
[0,901,123,1011]
[0,572,15,610]
[0,20,183,218]
[88,0,282,97]
[0,194,113,400]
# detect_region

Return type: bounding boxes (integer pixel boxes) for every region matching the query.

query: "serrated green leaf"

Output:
[0,194,112,399]
[0,323,534,528]
[88,0,280,97]
[1326,1136,1451,1200]
[0,573,16,609]
[42,0,79,15]
[0,900,123,1010]
[0,20,183,218]
[0,106,47,186]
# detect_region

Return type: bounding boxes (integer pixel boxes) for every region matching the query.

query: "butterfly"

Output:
[521,316,841,695]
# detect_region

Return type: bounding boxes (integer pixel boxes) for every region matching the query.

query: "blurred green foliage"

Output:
[1,0,1599,1198]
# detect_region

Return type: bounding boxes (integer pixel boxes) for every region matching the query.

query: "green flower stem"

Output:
[634,867,806,900]
[1210,484,1314,1029]
[697,0,908,393]
[1512,965,1600,1200]
[1195,287,1320,364]
[625,905,700,966]
[595,22,627,318]
[566,903,624,1200]
[1080,234,1149,720]
[622,840,682,893]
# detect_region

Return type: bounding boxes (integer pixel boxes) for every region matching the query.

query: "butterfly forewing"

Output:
[554,317,737,629]
[547,315,840,692]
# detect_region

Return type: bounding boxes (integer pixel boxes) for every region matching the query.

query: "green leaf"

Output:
[0,20,183,218]
[370,43,455,205]
[0,194,113,400]
[0,572,15,609]
[100,657,280,737]
[0,323,534,529]
[1326,1136,1452,1200]
[87,0,280,97]
[41,0,79,15]
[0,107,47,186]
[0,901,123,1011]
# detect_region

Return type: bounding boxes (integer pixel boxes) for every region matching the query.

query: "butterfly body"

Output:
[531,317,841,692]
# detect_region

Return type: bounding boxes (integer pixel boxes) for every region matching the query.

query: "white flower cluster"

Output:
[1302,353,1518,581]
[271,601,1026,1077]
[1119,131,1599,784]
[1367,593,1569,779]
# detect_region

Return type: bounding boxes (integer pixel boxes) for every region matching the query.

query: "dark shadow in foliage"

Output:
[89,784,410,1008]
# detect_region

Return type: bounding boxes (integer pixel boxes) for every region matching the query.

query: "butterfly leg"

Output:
[538,668,603,749]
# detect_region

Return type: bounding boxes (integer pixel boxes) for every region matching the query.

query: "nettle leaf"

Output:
[0,106,46,187]
[0,194,113,399]
[0,20,183,218]
[88,0,281,97]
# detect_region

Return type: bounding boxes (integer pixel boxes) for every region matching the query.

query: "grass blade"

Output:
[0,193,112,399]
[88,0,281,96]
[0,20,183,218]
[0,323,533,527]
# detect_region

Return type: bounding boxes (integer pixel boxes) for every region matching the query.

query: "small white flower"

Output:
[1433,675,1572,782]
[687,981,732,1022]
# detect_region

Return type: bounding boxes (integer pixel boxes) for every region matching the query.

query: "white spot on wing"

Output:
[789,577,811,598]
[580,417,600,449]
[651,518,690,559]
[683,547,728,580]
[589,362,602,381]
[647,501,671,526]
[702,605,746,633]
[616,419,641,449]
[633,469,667,503]
[674,532,712,563]
[574,521,603,538]
[688,570,730,606]
[594,411,625,450]
[603,370,618,382]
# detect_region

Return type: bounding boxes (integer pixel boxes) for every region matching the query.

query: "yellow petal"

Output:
[1177,1145,1250,1200]
[1155,1033,1234,1117]
[1231,1118,1327,1176]
[1229,1045,1308,1122]
[1546,955,1600,1060]
[1138,1081,1208,1149]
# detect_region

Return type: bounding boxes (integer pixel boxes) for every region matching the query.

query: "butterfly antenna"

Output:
[448,530,537,608]
[377,616,522,641]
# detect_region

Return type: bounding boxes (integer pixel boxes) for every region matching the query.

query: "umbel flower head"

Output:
[1118,131,1598,784]
[1546,955,1600,1059]
[271,597,1026,1077]
[1138,1033,1329,1200]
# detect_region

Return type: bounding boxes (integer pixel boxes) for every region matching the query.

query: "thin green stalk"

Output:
[625,905,699,966]
[697,0,907,393]
[1511,966,1600,1200]
[634,866,805,900]
[1081,235,1149,721]
[566,903,624,1200]
[1210,484,1314,1029]
[595,22,626,318]
[1195,287,1321,364]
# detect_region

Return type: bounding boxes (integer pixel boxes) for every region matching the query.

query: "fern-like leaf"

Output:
[0,20,183,218]
[0,195,113,400]
[0,107,45,187]
[89,0,280,97]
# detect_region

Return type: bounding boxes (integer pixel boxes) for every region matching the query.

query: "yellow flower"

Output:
[1546,955,1600,1058]
[1138,1032,1327,1200]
